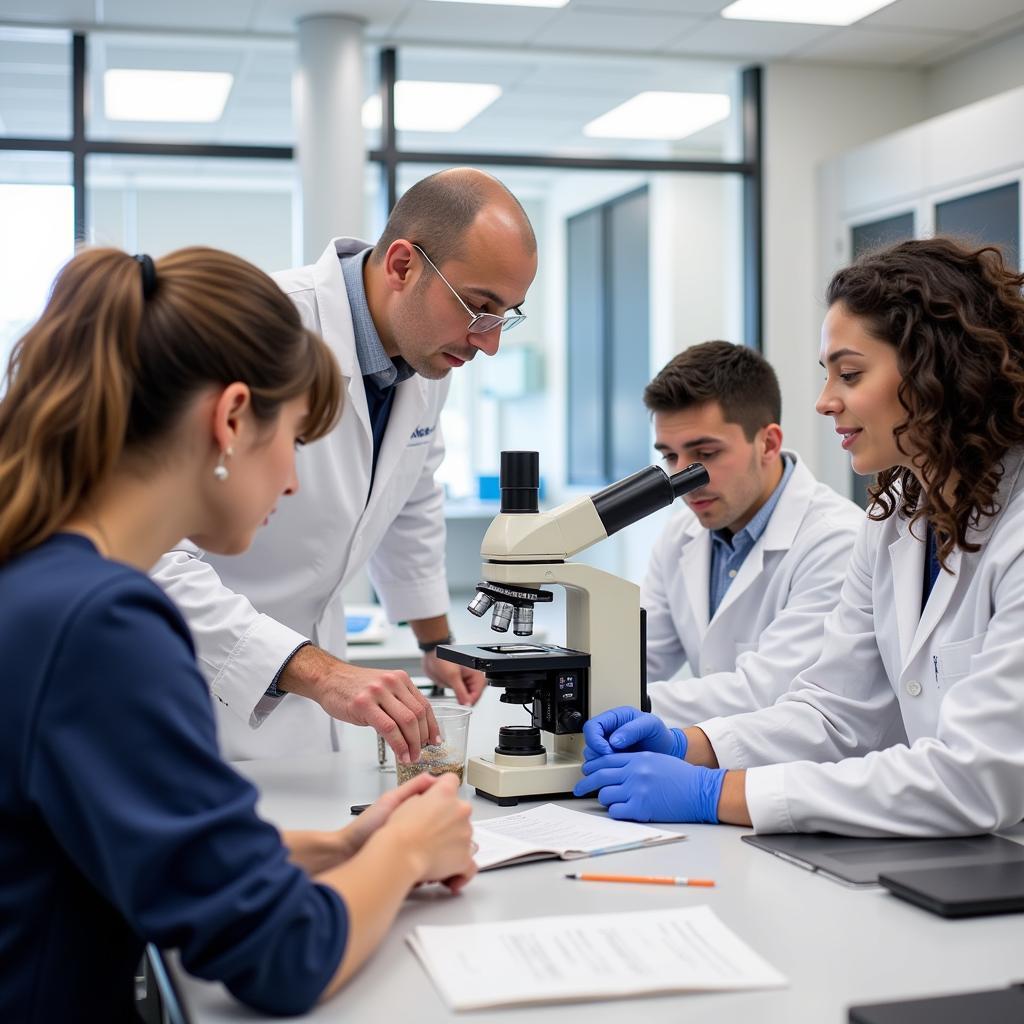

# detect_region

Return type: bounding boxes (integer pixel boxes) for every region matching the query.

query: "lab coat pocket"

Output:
[933,631,986,688]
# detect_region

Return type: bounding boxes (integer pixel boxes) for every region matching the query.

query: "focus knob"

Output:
[560,710,585,733]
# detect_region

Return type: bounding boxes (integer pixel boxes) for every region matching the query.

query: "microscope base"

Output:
[467,752,582,805]
[474,788,575,807]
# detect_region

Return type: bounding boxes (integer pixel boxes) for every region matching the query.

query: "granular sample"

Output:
[396,741,465,785]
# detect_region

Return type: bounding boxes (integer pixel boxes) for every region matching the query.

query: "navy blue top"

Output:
[922,524,942,611]
[0,534,347,1021]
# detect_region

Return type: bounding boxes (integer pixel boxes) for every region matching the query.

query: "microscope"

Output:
[437,451,708,805]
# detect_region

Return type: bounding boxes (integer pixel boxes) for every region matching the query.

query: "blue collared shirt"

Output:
[708,455,795,618]
[339,248,415,482]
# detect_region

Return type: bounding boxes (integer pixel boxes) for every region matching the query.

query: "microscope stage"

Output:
[436,642,590,673]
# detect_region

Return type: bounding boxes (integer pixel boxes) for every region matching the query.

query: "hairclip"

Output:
[133,253,157,300]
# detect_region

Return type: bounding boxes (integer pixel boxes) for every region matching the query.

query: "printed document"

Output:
[407,904,787,1010]
[472,803,685,870]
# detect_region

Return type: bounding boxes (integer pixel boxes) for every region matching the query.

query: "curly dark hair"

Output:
[826,236,1024,569]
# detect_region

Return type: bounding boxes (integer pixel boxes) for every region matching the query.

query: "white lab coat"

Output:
[702,449,1024,837]
[153,238,451,759]
[645,453,862,725]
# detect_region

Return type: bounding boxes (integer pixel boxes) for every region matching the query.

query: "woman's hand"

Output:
[284,774,442,875]
[383,773,477,892]
[340,773,440,860]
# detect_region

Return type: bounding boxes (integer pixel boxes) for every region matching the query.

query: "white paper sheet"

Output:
[407,904,787,1010]
[472,803,685,870]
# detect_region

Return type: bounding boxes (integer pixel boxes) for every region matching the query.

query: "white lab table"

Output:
[173,688,1024,1023]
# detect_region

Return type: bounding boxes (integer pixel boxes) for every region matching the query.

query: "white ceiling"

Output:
[2,0,1024,158]
[3,0,1024,65]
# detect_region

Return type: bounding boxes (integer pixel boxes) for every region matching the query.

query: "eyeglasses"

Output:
[412,244,526,335]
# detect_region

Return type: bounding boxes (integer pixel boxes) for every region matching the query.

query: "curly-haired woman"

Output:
[577,236,1024,837]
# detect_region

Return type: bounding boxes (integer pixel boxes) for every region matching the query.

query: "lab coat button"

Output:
[728,569,737,578]
[905,679,923,697]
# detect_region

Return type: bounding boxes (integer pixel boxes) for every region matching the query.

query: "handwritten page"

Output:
[407,904,787,1010]
[472,803,685,870]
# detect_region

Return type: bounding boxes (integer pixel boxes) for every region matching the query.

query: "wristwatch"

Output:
[418,633,453,654]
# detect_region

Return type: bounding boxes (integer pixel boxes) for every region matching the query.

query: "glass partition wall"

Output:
[0,29,761,493]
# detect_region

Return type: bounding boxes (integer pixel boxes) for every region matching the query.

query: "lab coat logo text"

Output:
[409,424,436,445]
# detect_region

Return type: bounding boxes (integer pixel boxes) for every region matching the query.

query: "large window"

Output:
[87,155,297,271]
[0,30,761,511]
[0,27,71,139]
[0,152,74,381]
[568,187,652,485]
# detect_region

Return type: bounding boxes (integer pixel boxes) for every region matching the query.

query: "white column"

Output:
[294,15,366,262]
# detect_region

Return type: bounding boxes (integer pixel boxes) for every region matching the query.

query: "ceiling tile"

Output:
[0,2,94,24]
[249,0,410,34]
[525,8,705,52]
[669,18,836,59]
[795,26,961,65]
[389,1,561,46]
[569,0,726,13]
[98,0,262,32]
[860,0,1024,33]
[396,50,539,89]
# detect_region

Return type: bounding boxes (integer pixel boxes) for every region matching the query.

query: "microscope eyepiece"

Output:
[590,462,707,538]
[499,450,539,514]
[669,462,710,499]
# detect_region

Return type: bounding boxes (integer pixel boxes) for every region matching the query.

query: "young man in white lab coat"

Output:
[154,168,538,760]
[641,341,862,726]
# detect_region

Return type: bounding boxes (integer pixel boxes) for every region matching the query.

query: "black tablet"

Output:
[741,832,1024,887]
[879,860,1024,917]
[849,984,1024,1023]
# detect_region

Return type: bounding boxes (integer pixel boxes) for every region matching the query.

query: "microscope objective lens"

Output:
[467,591,494,617]
[512,605,534,636]
[491,602,513,632]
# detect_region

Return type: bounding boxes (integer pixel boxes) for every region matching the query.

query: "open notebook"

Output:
[472,803,685,871]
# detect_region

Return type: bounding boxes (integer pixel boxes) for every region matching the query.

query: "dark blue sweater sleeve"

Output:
[23,574,347,1015]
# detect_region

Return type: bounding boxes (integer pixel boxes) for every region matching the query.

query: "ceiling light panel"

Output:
[103,69,234,122]
[426,0,568,7]
[721,0,897,26]
[363,81,502,133]
[583,91,730,141]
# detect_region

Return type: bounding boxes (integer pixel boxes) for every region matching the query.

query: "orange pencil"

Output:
[565,872,715,887]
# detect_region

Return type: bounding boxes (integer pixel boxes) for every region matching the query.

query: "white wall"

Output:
[925,28,1024,118]
[761,63,925,480]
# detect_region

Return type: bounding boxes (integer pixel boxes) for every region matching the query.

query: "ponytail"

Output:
[0,247,342,564]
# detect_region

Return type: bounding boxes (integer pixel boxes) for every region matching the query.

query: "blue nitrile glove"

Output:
[573,751,726,823]
[582,706,687,762]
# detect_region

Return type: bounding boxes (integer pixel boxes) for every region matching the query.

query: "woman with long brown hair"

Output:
[576,237,1024,837]
[0,247,476,1021]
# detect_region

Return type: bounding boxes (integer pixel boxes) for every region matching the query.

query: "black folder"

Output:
[849,984,1024,1023]
[879,860,1024,917]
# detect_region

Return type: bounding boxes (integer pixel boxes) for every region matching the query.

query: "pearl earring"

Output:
[214,447,232,482]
